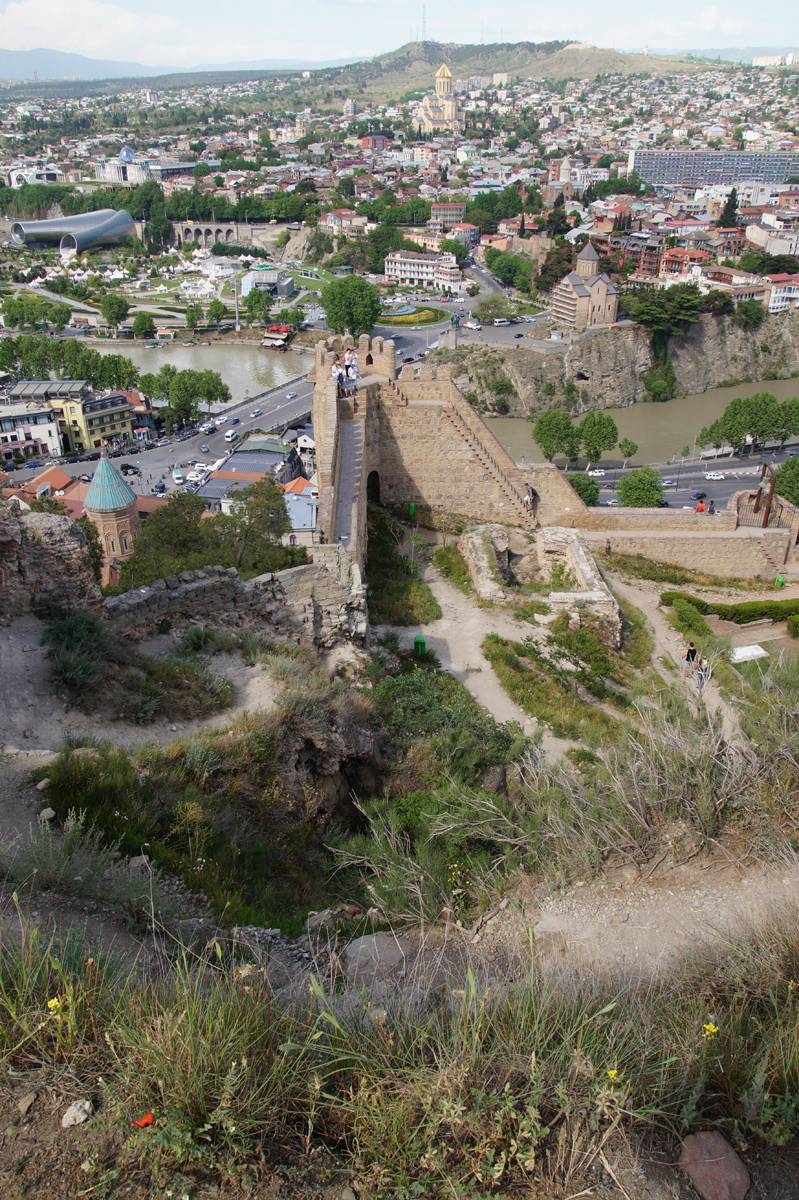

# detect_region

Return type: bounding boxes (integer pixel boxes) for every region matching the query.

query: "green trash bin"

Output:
[414,634,426,658]
[776,576,785,588]
[409,501,415,519]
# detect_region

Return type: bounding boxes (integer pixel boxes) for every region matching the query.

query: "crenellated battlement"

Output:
[314,333,397,381]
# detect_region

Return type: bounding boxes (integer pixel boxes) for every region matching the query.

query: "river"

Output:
[487,377,799,465]
[93,341,309,405]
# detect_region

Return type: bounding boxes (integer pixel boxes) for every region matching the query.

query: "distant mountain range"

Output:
[0,46,357,82]
[653,46,799,64]
[3,38,793,95]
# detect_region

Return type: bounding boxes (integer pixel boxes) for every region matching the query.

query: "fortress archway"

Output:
[367,471,380,504]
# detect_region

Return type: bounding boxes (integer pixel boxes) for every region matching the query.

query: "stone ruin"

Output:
[457,521,622,647]
[0,499,102,620]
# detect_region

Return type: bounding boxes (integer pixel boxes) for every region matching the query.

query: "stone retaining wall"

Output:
[104,552,367,648]
[580,528,793,580]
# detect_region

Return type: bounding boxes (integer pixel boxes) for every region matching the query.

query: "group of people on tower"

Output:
[331,349,360,398]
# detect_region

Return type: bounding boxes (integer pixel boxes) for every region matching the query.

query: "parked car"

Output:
[200,423,215,434]
[606,498,620,506]
[152,482,166,494]
[25,460,42,469]
[587,468,606,477]
[691,491,707,501]
[705,472,725,481]
[156,437,171,447]
[250,408,262,418]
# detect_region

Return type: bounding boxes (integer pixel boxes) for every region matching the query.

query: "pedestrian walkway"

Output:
[333,419,364,547]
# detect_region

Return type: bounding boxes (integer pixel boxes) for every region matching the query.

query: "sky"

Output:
[0,0,797,68]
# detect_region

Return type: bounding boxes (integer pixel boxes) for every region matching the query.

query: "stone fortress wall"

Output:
[312,335,799,582]
[0,501,102,619]
[104,548,367,648]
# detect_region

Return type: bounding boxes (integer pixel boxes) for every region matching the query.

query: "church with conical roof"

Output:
[84,452,142,585]
[550,242,619,329]
[413,63,463,134]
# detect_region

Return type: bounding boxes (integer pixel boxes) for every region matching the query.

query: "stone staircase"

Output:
[443,405,535,525]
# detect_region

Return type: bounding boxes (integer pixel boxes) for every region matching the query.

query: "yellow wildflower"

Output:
[702,1022,719,1039]
[607,1069,618,1079]
[47,997,61,1012]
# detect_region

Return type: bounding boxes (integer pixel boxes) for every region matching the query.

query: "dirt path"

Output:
[0,615,279,755]
[610,575,742,740]
[375,564,575,759]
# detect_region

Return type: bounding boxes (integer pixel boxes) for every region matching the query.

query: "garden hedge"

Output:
[661,591,799,625]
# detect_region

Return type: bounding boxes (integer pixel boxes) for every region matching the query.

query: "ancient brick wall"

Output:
[0,501,102,619]
[104,551,367,648]
[579,528,792,580]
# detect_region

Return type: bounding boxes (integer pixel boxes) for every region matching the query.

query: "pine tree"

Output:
[718,187,738,228]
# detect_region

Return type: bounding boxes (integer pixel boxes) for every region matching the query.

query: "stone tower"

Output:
[83,451,141,586]
[435,63,452,99]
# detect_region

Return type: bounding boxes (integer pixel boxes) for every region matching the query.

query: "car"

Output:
[200,423,215,434]
[658,499,671,508]
[214,415,227,426]
[229,416,240,425]
[25,460,42,469]
[586,468,606,477]
[191,459,207,468]
[286,391,297,399]
[705,472,725,481]
[250,408,262,418]
[152,482,166,494]
[200,444,210,454]
[691,491,707,501]
[606,498,620,506]
[78,474,91,483]
[514,332,524,338]
[662,479,678,487]
[156,437,171,447]
[603,482,616,490]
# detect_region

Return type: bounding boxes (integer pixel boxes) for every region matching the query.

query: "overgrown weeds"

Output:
[366,509,442,625]
[2,917,799,1193]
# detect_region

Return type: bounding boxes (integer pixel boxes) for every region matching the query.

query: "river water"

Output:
[487,377,799,465]
[93,341,309,405]
[92,340,799,462]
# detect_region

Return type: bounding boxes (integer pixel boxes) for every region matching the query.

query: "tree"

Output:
[132,312,156,339]
[117,493,211,588]
[207,299,228,327]
[618,438,638,467]
[245,287,272,325]
[717,187,738,228]
[578,411,618,463]
[617,465,664,508]
[439,237,469,267]
[568,473,600,506]
[681,445,691,459]
[100,294,130,331]
[321,275,381,336]
[775,457,799,507]
[186,304,203,330]
[532,410,580,462]
[214,478,291,572]
[732,299,764,329]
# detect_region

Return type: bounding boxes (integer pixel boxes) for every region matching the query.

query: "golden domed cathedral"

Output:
[413,63,463,134]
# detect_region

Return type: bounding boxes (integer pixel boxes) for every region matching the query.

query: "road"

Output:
[9,374,315,497]
[584,450,796,510]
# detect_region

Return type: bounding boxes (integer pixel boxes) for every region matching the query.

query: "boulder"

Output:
[343,932,409,984]
[679,1131,750,1200]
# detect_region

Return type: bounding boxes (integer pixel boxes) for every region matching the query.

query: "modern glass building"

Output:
[10,208,135,254]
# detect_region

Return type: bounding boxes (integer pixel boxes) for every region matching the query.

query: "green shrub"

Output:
[788,614,799,639]
[47,646,99,697]
[661,591,799,625]
[670,598,713,639]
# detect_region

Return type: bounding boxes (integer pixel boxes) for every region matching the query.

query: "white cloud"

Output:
[0,0,249,65]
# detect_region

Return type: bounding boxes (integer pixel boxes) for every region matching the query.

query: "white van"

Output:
[224,429,238,443]
[493,318,510,326]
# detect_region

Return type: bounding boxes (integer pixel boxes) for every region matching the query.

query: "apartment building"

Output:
[46,389,135,454]
[764,273,799,313]
[0,403,62,462]
[630,149,799,187]
[428,202,467,231]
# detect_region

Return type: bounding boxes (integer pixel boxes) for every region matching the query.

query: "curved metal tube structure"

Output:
[10,209,135,254]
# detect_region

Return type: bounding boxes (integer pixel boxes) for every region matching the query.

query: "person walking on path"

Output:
[684,641,697,676]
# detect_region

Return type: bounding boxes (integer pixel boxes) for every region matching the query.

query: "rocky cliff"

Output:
[432,310,799,417]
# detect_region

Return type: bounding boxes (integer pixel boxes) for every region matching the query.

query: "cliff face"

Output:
[669,310,799,394]
[434,310,799,418]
